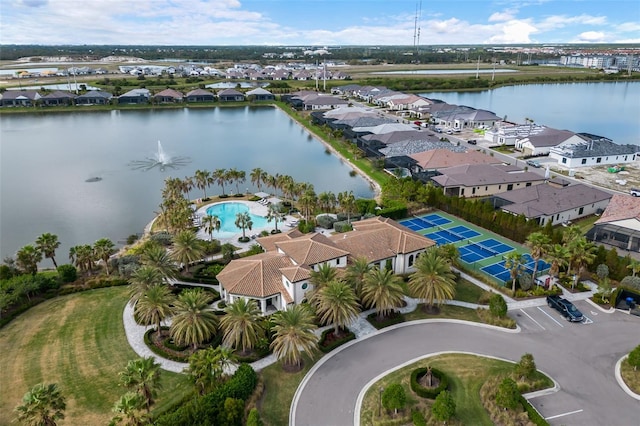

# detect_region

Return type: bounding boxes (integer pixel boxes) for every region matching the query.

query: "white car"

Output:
[630,188,640,197]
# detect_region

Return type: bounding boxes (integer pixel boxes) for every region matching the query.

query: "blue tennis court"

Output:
[481,254,552,284]
[425,225,481,246]
[399,213,452,232]
[459,238,514,264]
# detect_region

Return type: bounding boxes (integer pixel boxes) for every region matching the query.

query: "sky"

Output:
[2,0,639,46]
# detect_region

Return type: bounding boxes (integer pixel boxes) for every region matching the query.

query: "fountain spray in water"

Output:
[128,140,191,172]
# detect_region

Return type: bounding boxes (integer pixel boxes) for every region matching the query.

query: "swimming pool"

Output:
[205,202,269,239]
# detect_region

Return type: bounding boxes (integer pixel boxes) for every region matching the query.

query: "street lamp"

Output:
[379,387,384,417]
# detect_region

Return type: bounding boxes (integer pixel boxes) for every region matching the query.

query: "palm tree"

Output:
[317,191,337,213]
[119,357,162,412]
[194,169,212,199]
[220,298,264,355]
[337,191,356,223]
[181,176,194,201]
[111,392,148,426]
[504,252,525,293]
[171,230,205,274]
[315,280,360,336]
[74,244,94,274]
[408,250,456,313]
[298,187,317,221]
[345,256,372,299]
[270,304,319,371]
[15,383,66,426]
[213,168,228,196]
[627,258,640,277]
[134,284,175,334]
[568,237,596,287]
[186,346,237,395]
[250,167,267,192]
[170,288,218,350]
[525,231,551,280]
[266,204,285,233]
[16,245,42,275]
[265,173,277,196]
[227,168,246,195]
[128,266,165,306]
[309,263,339,305]
[235,211,253,240]
[545,243,569,279]
[94,238,115,275]
[35,233,60,269]
[435,244,460,267]
[361,268,405,321]
[201,214,221,241]
[140,244,179,280]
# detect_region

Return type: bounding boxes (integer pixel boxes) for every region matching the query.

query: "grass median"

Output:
[0,286,191,425]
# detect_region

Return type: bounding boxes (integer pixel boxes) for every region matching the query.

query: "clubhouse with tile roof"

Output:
[216,216,435,314]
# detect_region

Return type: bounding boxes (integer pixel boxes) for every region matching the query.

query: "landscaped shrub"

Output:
[620,276,640,291]
[355,198,378,215]
[377,201,408,220]
[520,395,549,426]
[411,409,427,426]
[366,310,405,329]
[150,231,173,246]
[628,344,640,371]
[316,215,337,229]
[496,377,520,410]
[431,390,456,422]
[333,220,353,233]
[318,328,356,353]
[410,367,448,399]
[56,264,77,283]
[382,383,406,414]
[154,363,257,426]
[297,219,316,233]
[489,293,508,318]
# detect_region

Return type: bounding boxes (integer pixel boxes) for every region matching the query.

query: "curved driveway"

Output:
[291,310,639,426]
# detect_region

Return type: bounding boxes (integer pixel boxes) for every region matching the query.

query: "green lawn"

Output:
[0,286,191,425]
[359,353,551,425]
[454,278,491,304]
[621,358,640,394]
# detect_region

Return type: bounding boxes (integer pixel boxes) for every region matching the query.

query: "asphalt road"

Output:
[291,303,640,426]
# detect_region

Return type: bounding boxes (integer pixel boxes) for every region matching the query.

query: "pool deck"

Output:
[194,199,300,250]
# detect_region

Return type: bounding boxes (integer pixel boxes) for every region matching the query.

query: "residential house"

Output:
[0,90,41,107]
[217,88,245,102]
[296,93,349,110]
[587,194,640,253]
[246,87,275,101]
[75,90,113,105]
[515,128,577,156]
[41,90,76,106]
[153,88,184,103]
[409,149,502,175]
[217,217,435,314]
[431,164,545,197]
[431,105,500,130]
[185,88,215,102]
[118,88,150,104]
[548,133,639,168]
[493,183,611,226]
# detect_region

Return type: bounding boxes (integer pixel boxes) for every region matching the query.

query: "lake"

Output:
[421,81,640,146]
[0,106,374,261]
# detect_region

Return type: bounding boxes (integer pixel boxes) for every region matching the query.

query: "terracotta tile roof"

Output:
[330,217,435,262]
[257,229,304,252]
[410,149,502,170]
[280,265,311,282]
[216,252,292,302]
[595,194,640,224]
[275,233,350,266]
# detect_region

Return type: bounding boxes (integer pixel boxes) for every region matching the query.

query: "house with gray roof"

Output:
[185,88,215,102]
[118,88,150,104]
[218,88,245,102]
[493,183,611,226]
[297,94,348,110]
[1,90,41,107]
[548,133,639,168]
[41,90,76,106]
[432,105,501,131]
[75,90,113,105]
[246,87,275,101]
[431,164,545,198]
[515,127,577,156]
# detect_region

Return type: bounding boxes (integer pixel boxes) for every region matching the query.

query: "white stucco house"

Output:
[216,217,435,314]
[548,133,639,168]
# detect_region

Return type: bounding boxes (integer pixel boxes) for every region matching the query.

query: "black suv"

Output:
[546,295,584,322]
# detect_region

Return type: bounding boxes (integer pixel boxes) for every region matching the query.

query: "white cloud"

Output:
[488,9,517,22]
[487,19,538,43]
[537,14,607,31]
[576,31,606,42]
[618,22,640,32]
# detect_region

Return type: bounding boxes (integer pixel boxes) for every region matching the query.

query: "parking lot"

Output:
[514,299,595,333]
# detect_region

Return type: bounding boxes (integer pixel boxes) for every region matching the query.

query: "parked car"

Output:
[468,139,477,145]
[546,295,584,322]
[526,159,541,168]
[630,188,640,197]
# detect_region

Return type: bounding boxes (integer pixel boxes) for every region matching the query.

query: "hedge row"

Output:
[366,311,405,330]
[410,367,449,399]
[154,363,258,426]
[318,328,356,353]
